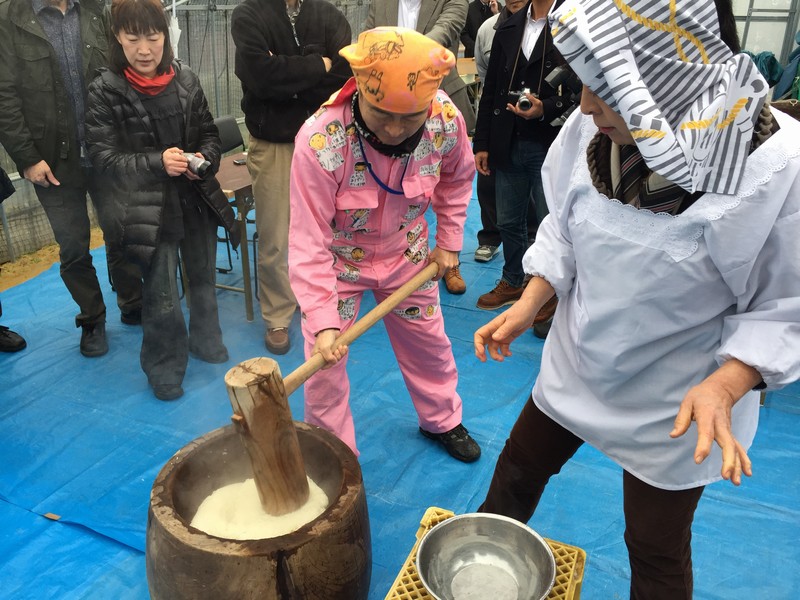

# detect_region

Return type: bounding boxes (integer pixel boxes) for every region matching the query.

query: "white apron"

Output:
[524,110,800,489]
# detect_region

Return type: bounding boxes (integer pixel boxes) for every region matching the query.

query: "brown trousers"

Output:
[479,397,704,599]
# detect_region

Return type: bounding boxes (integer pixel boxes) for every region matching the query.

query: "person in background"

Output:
[0,0,143,358]
[475,0,800,597]
[472,0,579,323]
[471,0,532,265]
[85,0,238,401]
[289,27,481,463]
[231,0,351,356]
[365,0,473,295]
[460,0,500,59]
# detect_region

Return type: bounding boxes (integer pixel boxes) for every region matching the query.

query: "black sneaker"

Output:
[121,309,142,325]
[80,323,108,357]
[420,424,481,463]
[0,325,26,352]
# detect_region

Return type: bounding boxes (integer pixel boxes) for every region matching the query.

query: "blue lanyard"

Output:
[356,132,409,196]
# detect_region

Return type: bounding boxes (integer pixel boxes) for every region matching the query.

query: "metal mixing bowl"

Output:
[416,513,556,600]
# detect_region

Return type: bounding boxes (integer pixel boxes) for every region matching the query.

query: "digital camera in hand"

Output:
[508,87,535,111]
[183,153,211,177]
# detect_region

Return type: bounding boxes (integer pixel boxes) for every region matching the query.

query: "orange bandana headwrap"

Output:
[339,27,455,114]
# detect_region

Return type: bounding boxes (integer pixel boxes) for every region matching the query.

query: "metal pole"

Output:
[209,4,221,115]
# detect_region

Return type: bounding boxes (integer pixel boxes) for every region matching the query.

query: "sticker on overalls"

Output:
[325,120,347,149]
[337,297,356,321]
[337,263,361,282]
[349,162,368,187]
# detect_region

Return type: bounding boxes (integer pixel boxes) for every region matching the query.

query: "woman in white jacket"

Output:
[474,0,800,597]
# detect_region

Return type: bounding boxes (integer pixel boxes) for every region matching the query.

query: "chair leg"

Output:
[252,230,259,301]
[216,227,234,274]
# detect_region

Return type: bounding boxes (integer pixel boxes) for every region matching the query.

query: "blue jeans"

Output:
[495,138,550,288]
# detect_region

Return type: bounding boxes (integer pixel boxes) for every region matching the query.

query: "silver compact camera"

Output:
[183,153,211,177]
[509,88,535,111]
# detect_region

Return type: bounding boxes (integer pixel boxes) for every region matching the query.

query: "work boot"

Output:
[531,297,558,340]
[443,264,466,295]
[533,296,558,324]
[473,245,500,263]
[0,325,26,352]
[80,322,108,357]
[420,424,481,463]
[265,327,290,355]
[476,280,525,310]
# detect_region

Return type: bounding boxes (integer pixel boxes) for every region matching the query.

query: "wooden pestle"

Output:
[225,262,439,515]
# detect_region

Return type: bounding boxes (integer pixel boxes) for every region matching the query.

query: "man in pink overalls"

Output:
[288,27,480,462]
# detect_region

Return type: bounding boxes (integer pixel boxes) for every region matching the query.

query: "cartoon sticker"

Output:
[332,245,366,262]
[414,138,434,161]
[337,263,361,283]
[419,161,441,178]
[346,208,371,232]
[337,297,356,321]
[325,120,347,149]
[393,305,422,320]
[349,162,368,187]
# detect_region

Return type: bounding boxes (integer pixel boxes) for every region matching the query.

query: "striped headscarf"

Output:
[550,0,768,194]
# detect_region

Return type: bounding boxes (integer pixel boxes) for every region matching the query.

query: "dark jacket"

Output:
[473,0,580,169]
[231,0,352,143]
[460,0,500,58]
[85,62,239,270]
[0,0,108,185]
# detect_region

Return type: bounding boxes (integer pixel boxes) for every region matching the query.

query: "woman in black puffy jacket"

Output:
[86,0,239,401]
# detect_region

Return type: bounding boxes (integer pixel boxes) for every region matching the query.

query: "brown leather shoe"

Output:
[265,327,290,355]
[443,264,466,295]
[476,280,525,310]
[533,296,558,324]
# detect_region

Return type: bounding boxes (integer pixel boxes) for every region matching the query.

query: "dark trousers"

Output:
[479,397,704,600]
[141,206,223,387]
[476,170,539,248]
[495,138,550,287]
[35,172,142,326]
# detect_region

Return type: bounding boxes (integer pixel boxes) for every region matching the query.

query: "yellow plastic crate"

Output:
[385,507,586,600]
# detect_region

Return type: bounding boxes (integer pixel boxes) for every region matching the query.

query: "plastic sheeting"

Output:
[1,188,799,599]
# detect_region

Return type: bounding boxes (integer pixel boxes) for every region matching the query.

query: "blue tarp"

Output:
[1,186,798,599]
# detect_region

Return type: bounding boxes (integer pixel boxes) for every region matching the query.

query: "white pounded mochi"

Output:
[190,476,328,540]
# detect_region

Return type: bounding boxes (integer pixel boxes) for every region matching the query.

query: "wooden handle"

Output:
[283,261,440,396]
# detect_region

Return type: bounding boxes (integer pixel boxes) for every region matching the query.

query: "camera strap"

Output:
[509,12,548,101]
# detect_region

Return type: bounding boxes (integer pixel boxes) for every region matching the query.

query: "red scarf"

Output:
[123,65,175,96]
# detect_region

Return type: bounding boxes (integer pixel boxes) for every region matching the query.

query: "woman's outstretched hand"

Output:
[670,359,762,486]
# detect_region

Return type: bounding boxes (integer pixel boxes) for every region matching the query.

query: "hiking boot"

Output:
[474,245,500,263]
[476,280,525,310]
[443,264,466,295]
[120,308,142,326]
[265,327,290,355]
[533,296,558,324]
[420,424,481,462]
[0,325,26,352]
[80,322,108,357]
[153,384,184,401]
